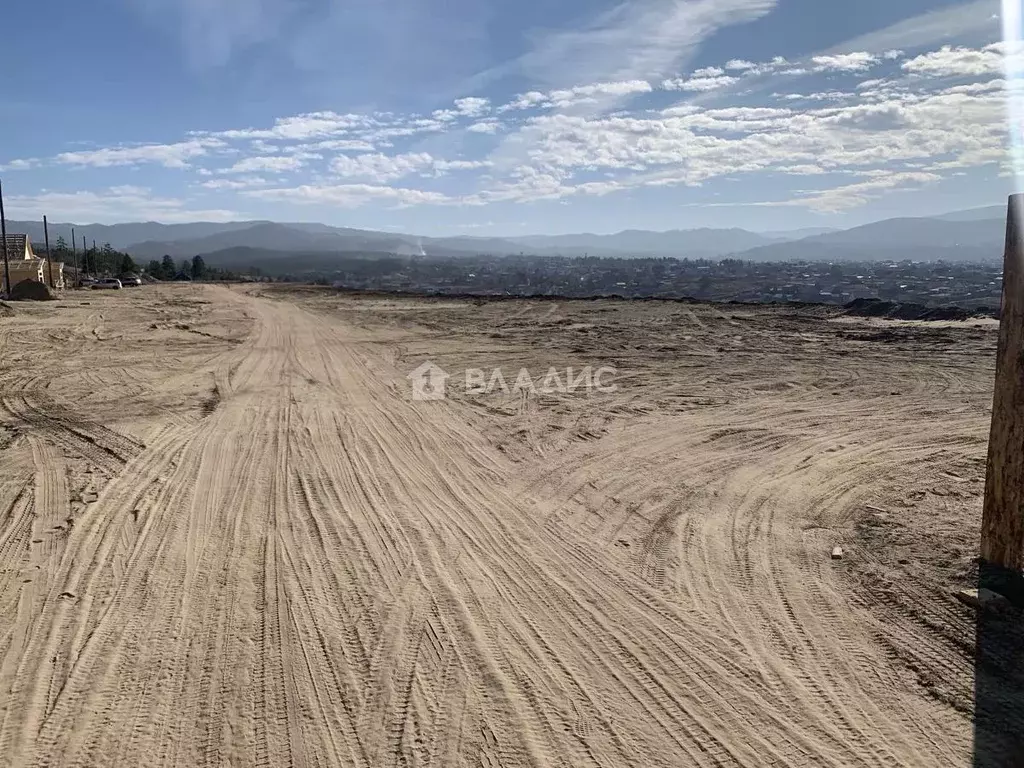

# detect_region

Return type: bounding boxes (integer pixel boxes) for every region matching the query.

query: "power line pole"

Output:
[0,179,10,297]
[43,215,53,288]
[71,227,79,288]
[982,193,1024,577]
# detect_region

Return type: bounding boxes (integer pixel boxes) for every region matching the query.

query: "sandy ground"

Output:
[0,283,1018,767]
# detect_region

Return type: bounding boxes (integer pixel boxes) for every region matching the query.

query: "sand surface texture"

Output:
[0,284,1018,767]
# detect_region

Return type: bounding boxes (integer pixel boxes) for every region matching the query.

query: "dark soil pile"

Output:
[9,279,55,301]
[844,297,995,321]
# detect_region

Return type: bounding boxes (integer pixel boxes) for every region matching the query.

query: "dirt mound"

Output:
[843,297,994,321]
[9,279,55,301]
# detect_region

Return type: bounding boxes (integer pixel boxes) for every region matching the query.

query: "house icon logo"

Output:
[407,361,450,401]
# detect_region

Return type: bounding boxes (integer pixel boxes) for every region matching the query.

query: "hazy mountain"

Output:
[931,205,1005,222]
[760,227,839,240]
[1,203,1011,265]
[5,220,264,251]
[734,216,1004,262]
[128,222,419,260]
[509,228,775,257]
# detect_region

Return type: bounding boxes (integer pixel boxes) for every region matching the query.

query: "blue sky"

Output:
[0,0,1018,234]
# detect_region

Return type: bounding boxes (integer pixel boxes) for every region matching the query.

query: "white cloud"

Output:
[902,44,1003,77]
[811,52,879,72]
[4,185,240,223]
[330,152,435,182]
[662,74,739,91]
[453,97,491,117]
[208,112,375,141]
[725,59,756,71]
[433,159,492,172]
[497,91,550,113]
[245,183,454,209]
[222,155,304,174]
[781,171,942,212]
[467,119,501,134]
[129,0,297,69]
[55,139,220,169]
[513,0,778,91]
[0,158,39,172]
[818,0,999,58]
[498,80,655,112]
[199,176,269,190]
[298,139,377,152]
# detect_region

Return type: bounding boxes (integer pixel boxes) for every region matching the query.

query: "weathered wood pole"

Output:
[982,193,1024,571]
[43,215,53,288]
[71,227,79,287]
[0,179,10,297]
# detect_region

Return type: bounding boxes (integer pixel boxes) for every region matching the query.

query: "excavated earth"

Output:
[0,283,1020,767]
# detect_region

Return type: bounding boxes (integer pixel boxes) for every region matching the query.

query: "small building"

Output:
[2,234,64,290]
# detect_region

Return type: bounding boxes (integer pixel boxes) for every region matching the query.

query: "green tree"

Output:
[179,260,191,278]
[96,243,113,275]
[160,255,175,279]
[121,254,138,274]
[147,259,162,277]
[191,255,206,280]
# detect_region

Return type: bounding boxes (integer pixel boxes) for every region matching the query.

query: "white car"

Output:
[91,278,123,290]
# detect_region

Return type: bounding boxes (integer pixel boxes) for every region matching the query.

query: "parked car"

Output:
[91,278,123,290]
[119,275,143,287]
[79,277,98,287]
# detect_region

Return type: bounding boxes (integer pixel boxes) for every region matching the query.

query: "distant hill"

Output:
[4,220,265,251]
[1,203,1010,264]
[734,215,1005,262]
[509,228,775,257]
[931,205,1005,223]
[761,227,839,240]
[128,222,420,260]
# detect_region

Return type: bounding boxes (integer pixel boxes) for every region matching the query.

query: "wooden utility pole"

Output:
[71,227,79,287]
[982,193,1024,572]
[43,215,53,288]
[0,179,10,297]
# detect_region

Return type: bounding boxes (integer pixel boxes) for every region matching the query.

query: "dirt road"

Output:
[0,285,1013,766]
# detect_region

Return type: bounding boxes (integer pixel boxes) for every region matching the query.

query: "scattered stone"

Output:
[82,492,98,503]
[956,588,1010,611]
[898,558,910,565]
[831,546,844,560]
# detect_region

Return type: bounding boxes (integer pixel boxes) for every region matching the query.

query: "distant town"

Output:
[285,254,1004,310]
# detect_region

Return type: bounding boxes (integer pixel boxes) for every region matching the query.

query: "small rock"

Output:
[831,546,844,561]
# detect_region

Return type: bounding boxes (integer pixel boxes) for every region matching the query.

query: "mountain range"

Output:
[3,204,1009,269]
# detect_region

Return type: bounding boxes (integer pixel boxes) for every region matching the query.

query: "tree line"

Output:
[43,242,229,282]
[48,236,139,276]
[144,255,208,281]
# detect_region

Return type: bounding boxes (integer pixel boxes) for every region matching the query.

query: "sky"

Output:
[1,0,1021,235]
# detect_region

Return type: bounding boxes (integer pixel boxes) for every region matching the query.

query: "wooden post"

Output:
[982,193,1024,572]
[43,215,53,288]
[71,227,79,287]
[0,179,10,297]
